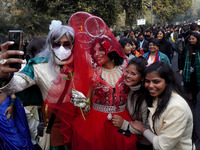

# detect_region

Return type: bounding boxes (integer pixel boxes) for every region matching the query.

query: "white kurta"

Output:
[0,63,55,100]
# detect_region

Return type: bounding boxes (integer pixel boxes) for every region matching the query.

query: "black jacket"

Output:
[137,39,149,53]
[159,39,172,61]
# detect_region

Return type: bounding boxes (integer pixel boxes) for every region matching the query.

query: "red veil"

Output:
[44,11,127,145]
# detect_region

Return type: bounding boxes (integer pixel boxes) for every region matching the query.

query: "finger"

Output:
[4,110,7,115]
[112,118,117,122]
[113,123,117,127]
[0,65,20,73]
[129,121,134,125]
[1,41,15,53]
[1,50,24,59]
[112,120,117,124]
[113,115,119,119]
[3,58,25,65]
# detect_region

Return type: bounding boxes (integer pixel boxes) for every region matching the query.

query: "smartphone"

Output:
[8,30,23,69]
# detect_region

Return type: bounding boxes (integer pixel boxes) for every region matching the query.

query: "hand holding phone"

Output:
[8,30,24,69]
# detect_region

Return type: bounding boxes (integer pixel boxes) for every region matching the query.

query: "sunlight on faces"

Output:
[144,72,167,97]
[149,42,159,53]
[157,31,164,40]
[124,64,143,86]
[93,43,107,66]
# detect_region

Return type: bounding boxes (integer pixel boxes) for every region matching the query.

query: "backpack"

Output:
[175,38,184,54]
[175,35,190,54]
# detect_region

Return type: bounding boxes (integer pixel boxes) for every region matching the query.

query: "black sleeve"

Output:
[143,40,149,53]
[178,47,186,70]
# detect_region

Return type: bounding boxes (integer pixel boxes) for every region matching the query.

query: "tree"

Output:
[152,0,192,24]
[0,1,16,42]
[75,0,122,27]
[120,0,144,28]
[13,0,77,37]
[0,0,122,39]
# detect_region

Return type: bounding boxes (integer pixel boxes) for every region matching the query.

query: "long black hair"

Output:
[146,61,198,143]
[128,56,150,118]
[119,38,132,49]
[145,61,185,122]
[155,29,167,42]
[186,32,200,59]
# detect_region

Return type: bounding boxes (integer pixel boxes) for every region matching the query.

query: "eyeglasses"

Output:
[53,41,71,49]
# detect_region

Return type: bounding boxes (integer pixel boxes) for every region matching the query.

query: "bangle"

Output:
[9,97,16,107]
[9,103,15,107]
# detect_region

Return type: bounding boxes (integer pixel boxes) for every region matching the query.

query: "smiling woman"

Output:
[119,38,135,61]
[143,38,170,66]
[112,56,153,150]
[144,73,166,97]
[130,61,194,150]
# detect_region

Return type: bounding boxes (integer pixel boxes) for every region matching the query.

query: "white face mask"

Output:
[53,46,72,61]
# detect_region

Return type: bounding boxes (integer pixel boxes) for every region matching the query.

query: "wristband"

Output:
[9,97,16,107]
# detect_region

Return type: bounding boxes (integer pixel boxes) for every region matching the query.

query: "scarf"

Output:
[183,50,200,86]
[146,51,160,63]
[130,84,141,91]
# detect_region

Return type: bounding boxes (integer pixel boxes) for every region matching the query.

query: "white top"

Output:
[144,92,194,150]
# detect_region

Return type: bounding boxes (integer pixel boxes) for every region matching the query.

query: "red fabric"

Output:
[72,109,137,150]
[44,12,135,149]
[92,76,129,109]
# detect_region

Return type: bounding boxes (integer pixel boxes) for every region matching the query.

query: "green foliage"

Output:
[120,0,144,27]
[152,0,192,24]
[0,0,193,41]
[75,0,122,27]
[0,1,15,42]
[0,0,122,41]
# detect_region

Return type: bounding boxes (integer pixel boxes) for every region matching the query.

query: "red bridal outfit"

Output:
[69,12,137,150]
[45,12,137,150]
[72,71,137,150]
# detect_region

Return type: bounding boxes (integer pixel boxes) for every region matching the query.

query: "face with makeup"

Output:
[124,64,143,86]
[93,42,108,66]
[144,71,167,97]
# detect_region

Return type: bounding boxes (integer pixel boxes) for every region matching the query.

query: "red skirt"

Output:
[71,108,137,150]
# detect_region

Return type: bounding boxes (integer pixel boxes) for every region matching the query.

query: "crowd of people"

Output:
[0,11,199,150]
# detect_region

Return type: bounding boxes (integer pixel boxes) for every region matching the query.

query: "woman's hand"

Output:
[179,70,183,76]
[112,115,124,128]
[0,41,25,79]
[4,106,14,120]
[130,120,147,133]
